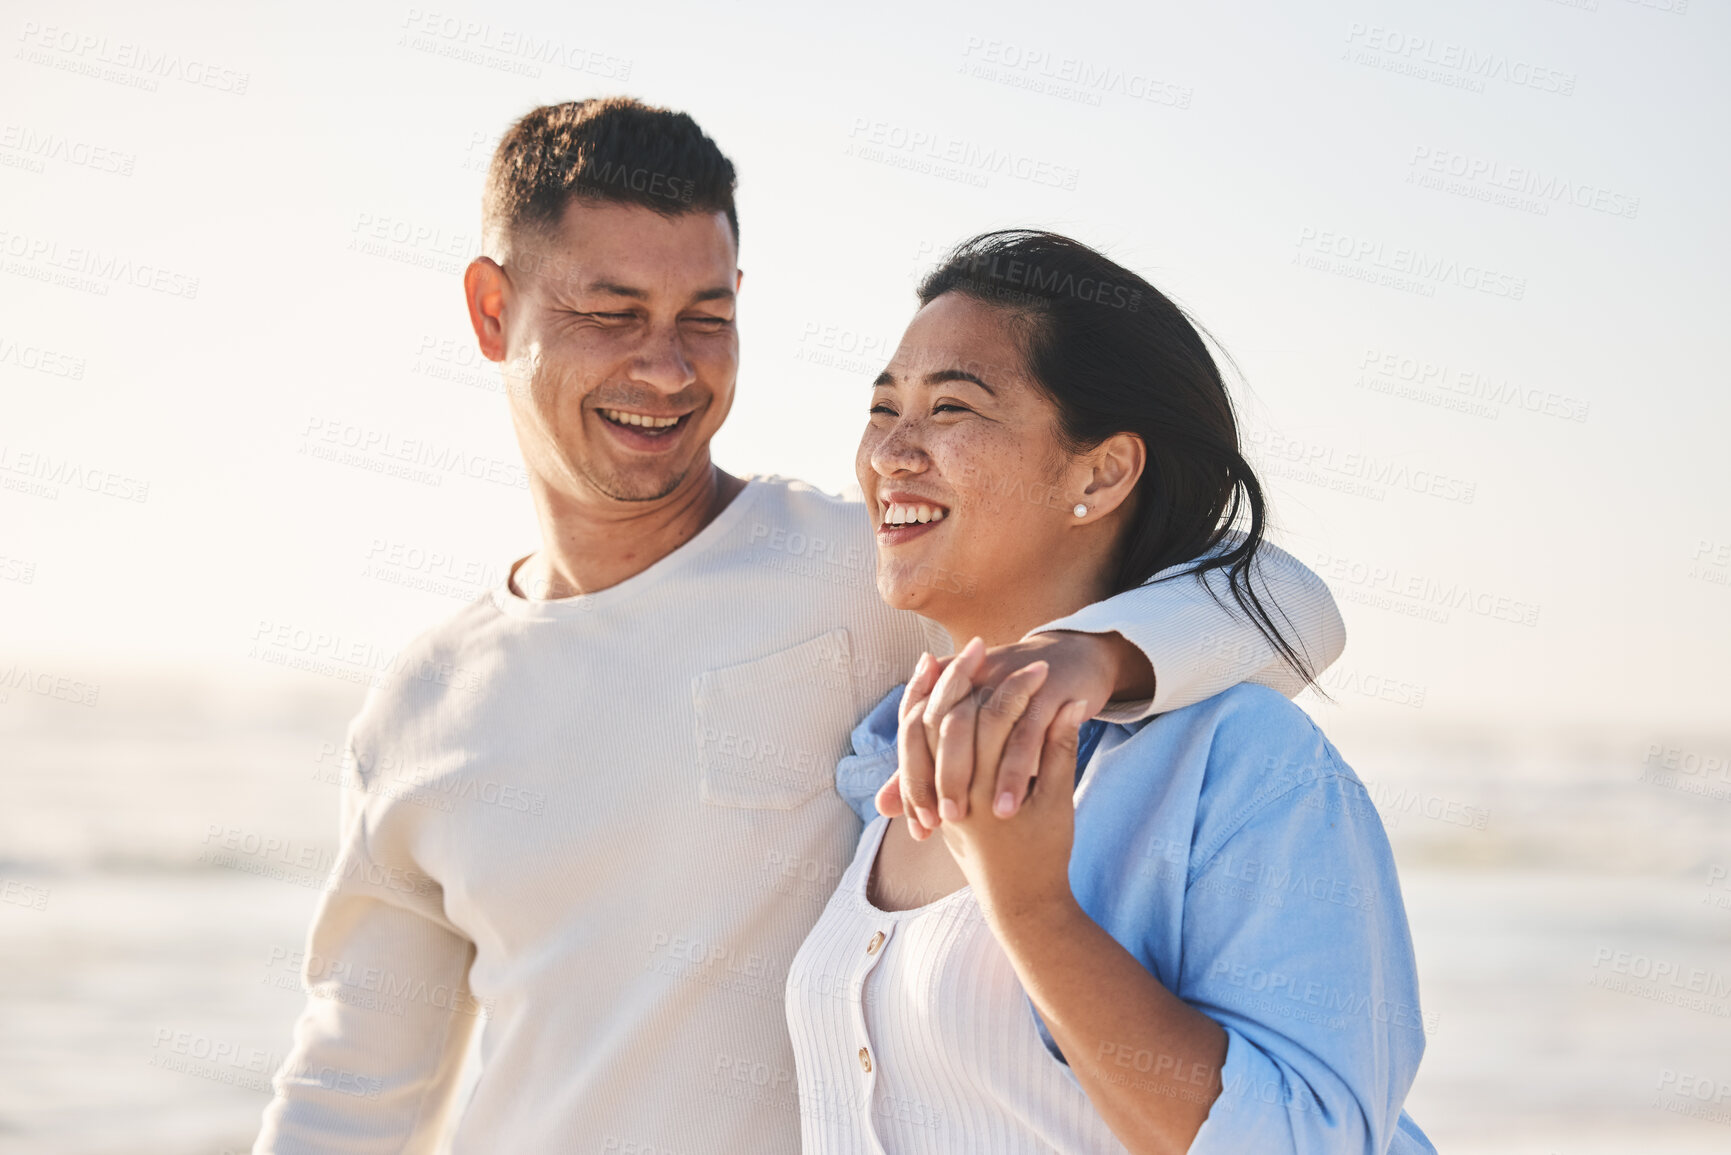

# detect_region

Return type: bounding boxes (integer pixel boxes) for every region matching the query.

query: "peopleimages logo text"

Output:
[1294,228,1526,300]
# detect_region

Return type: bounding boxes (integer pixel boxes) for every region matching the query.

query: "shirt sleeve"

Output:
[1025,537,1345,722]
[1179,771,1427,1155]
[253,743,480,1155]
[833,685,907,825]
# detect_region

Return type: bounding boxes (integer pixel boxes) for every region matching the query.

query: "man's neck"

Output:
[514,463,748,600]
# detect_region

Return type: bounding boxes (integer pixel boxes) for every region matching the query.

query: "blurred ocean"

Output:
[2,669,1728,1154]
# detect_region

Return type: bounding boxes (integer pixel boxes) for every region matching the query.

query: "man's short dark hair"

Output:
[482,97,738,261]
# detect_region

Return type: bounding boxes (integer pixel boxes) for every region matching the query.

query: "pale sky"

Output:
[2,0,1727,733]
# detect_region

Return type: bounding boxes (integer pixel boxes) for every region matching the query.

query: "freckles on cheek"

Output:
[939,429,1024,516]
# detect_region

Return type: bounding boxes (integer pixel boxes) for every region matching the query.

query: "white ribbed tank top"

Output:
[785,815,1131,1154]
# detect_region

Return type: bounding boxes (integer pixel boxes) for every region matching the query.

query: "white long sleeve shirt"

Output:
[254,475,1345,1155]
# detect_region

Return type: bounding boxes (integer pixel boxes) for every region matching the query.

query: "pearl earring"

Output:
[1073,503,1088,518]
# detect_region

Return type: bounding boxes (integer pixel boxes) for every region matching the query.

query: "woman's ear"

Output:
[1076,432,1145,519]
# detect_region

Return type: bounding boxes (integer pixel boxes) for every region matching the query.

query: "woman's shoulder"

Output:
[1165,680,1333,752]
[1110,683,1365,854]
[1127,683,1339,772]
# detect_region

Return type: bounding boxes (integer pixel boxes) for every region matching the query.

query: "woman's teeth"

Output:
[882,502,948,526]
[601,408,682,429]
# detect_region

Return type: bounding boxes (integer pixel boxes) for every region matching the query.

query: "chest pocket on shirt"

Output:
[693,627,860,810]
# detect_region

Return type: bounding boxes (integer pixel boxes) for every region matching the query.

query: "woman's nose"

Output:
[870,420,929,476]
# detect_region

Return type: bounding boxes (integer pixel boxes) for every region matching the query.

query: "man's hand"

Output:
[875,630,1151,836]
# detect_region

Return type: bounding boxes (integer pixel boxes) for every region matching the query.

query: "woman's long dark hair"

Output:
[917,229,1317,687]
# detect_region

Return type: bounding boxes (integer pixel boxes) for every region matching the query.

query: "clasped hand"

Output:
[874,634,1105,922]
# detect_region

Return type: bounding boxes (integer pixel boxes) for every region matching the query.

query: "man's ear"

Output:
[464,257,512,363]
[1078,432,1145,518]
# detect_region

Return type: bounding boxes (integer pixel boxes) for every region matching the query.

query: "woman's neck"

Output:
[932,565,1116,652]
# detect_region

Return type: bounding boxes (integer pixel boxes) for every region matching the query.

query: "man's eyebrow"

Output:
[582,281,736,306]
[925,368,996,396]
[872,370,896,387]
[586,280,647,300]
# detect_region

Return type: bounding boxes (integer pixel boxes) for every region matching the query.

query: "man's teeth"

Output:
[882,502,948,526]
[601,409,681,429]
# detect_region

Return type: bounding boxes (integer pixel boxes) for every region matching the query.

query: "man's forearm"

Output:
[1029,540,1345,719]
[1074,629,1156,704]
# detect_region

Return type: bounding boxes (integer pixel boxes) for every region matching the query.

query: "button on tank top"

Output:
[784,815,1131,1153]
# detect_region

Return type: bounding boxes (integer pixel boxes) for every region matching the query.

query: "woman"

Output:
[784,231,1435,1154]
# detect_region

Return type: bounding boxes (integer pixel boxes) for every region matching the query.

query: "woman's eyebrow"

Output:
[924,368,997,397]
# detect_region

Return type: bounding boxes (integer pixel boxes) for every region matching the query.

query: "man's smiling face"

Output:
[497,198,741,504]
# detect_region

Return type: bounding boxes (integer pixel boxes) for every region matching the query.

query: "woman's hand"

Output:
[939,683,1091,928]
[877,637,1048,838]
[880,643,1090,922]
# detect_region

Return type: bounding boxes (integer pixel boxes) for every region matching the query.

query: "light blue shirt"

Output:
[836,683,1436,1155]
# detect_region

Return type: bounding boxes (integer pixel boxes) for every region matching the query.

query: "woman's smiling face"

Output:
[856,292,1098,634]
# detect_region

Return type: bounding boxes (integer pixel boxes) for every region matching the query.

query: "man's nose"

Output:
[629,325,697,394]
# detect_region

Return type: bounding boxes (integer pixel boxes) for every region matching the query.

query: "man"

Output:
[255,97,1343,1154]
